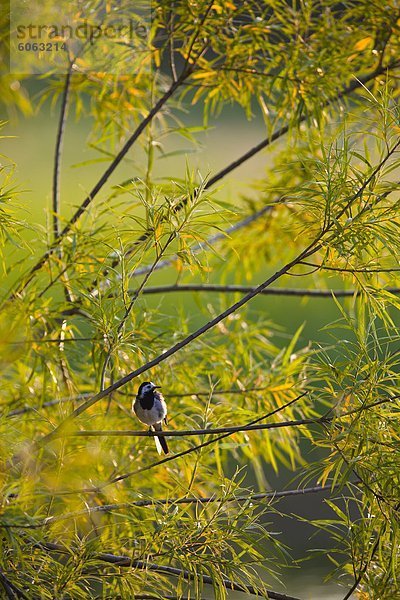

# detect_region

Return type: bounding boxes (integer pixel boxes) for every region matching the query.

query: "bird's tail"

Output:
[152,423,169,455]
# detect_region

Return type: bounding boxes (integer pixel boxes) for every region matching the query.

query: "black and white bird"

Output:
[133,382,169,454]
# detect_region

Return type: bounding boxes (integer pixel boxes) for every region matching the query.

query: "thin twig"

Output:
[52,64,74,304]
[168,3,178,82]
[300,261,400,274]
[52,65,72,242]
[214,65,300,82]
[99,233,176,390]
[181,0,214,73]
[138,283,400,297]
[3,385,280,418]
[117,233,176,337]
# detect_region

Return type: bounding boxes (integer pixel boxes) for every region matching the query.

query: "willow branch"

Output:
[38,245,315,447]
[342,536,380,600]
[6,393,91,417]
[25,484,347,529]
[61,417,325,440]
[205,59,399,189]
[38,142,400,447]
[0,484,345,530]
[34,542,301,600]
[79,59,400,289]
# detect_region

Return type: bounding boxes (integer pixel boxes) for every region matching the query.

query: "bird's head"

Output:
[137,381,160,397]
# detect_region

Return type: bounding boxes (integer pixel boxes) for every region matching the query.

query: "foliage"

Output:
[1,1,400,598]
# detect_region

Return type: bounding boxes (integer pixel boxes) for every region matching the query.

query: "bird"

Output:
[133,381,169,454]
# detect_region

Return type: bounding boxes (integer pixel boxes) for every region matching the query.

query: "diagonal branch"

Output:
[99,232,176,390]
[341,535,380,600]
[300,262,400,274]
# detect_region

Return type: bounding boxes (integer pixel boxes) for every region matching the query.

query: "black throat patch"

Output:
[139,391,155,410]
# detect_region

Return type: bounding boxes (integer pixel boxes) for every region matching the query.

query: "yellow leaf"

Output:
[320,462,335,487]
[207,86,220,99]
[192,71,213,80]
[354,37,373,51]
[267,384,294,393]
[153,49,161,68]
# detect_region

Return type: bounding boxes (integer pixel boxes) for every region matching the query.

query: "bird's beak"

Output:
[154,385,161,389]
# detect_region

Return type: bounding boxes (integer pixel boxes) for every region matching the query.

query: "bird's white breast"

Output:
[133,395,167,426]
